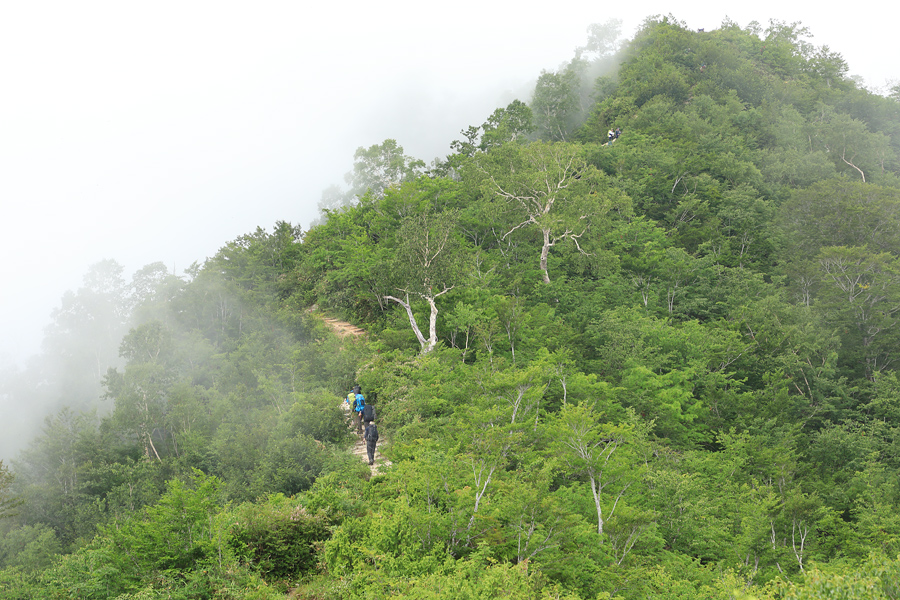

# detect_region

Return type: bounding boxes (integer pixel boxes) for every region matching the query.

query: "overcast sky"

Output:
[1,0,897,365]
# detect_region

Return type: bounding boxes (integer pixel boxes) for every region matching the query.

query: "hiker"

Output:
[364,421,379,465]
[615,127,621,139]
[347,384,366,434]
[607,129,615,145]
[362,397,376,425]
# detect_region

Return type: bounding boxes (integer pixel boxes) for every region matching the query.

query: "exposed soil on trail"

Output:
[324,318,365,337]
[319,312,366,338]
[307,305,366,338]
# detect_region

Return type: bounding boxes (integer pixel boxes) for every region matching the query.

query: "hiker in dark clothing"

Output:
[364,421,379,465]
[362,399,376,425]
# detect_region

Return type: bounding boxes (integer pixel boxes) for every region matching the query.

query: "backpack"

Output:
[365,424,379,442]
[346,392,355,407]
[362,404,376,422]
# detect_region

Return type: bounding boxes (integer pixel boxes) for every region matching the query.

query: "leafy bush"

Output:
[228,493,330,581]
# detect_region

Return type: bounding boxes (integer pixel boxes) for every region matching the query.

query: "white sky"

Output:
[1,0,897,364]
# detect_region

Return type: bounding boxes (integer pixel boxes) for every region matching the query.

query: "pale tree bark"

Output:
[791,517,809,572]
[385,208,462,354]
[563,419,630,539]
[515,509,560,562]
[384,287,453,354]
[555,405,648,544]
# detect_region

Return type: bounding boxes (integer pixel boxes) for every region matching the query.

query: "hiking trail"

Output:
[312,310,388,474]
[308,305,366,339]
[341,402,388,475]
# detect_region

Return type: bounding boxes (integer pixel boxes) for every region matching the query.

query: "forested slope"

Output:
[3,15,900,600]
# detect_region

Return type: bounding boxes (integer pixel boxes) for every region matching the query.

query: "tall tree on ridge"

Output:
[473,141,629,284]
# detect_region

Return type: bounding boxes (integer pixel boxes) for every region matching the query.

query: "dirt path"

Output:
[309,305,366,338]
[324,318,366,338]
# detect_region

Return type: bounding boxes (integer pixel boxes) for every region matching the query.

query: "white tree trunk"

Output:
[384,291,444,354]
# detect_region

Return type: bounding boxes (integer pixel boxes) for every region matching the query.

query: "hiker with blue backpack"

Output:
[361,392,378,464]
[346,384,366,435]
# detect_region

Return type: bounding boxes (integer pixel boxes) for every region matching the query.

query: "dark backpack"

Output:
[365,424,379,442]
[362,404,376,422]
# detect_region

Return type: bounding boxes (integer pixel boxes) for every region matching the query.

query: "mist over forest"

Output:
[3,13,900,600]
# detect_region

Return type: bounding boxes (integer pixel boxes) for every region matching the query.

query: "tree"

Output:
[104,325,178,462]
[777,179,900,258]
[481,100,535,149]
[97,472,228,592]
[384,206,466,354]
[474,141,629,284]
[889,80,900,103]
[811,107,894,182]
[577,19,624,61]
[0,460,21,520]
[129,262,179,308]
[0,523,62,571]
[11,409,99,545]
[531,67,581,141]
[344,139,426,199]
[552,404,649,541]
[774,556,900,599]
[450,100,535,160]
[40,260,131,411]
[815,245,900,378]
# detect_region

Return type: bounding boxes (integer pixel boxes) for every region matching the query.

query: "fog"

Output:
[1,1,897,459]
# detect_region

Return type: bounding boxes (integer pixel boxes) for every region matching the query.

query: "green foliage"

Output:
[345,139,427,199]
[450,100,534,160]
[0,523,61,571]
[7,14,900,600]
[532,67,582,141]
[636,560,750,600]
[205,221,304,304]
[0,567,40,600]
[0,462,20,521]
[333,544,578,600]
[470,140,631,285]
[17,471,284,599]
[102,471,224,579]
[228,494,330,580]
[251,430,325,497]
[760,554,900,600]
[777,179,900,259]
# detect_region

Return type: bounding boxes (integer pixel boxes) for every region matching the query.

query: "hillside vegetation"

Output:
[3,15,900,600]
